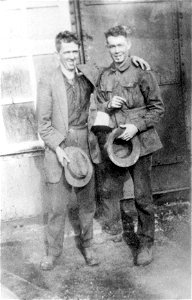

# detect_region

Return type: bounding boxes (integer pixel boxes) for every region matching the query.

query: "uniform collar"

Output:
[110,56,132,72]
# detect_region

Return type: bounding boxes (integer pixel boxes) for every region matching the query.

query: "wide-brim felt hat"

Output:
[106,128,140,168]
[63,147,93,187]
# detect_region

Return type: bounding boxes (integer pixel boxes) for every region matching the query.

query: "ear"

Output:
[54,52,60,65]
[127,39,132,50]
[105,42,109,49]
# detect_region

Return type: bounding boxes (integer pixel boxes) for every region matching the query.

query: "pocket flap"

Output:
[121,78,135,88]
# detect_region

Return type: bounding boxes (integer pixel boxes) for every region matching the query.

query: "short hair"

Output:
[55,31,80,52]
[105,25,132,40]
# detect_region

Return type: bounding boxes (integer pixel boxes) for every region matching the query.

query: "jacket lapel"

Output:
[52,64,101,133]
[53,67,68,132]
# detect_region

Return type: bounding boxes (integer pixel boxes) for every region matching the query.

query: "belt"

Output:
[69,123,87,130]
[128,106,146,112]
[120,105,147,117]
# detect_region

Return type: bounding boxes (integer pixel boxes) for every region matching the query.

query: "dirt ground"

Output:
[0,202,191,300]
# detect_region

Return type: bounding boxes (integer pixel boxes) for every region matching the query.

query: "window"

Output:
[0,0,71,155]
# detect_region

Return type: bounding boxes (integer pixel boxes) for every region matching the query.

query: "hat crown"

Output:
[69,151,88,179]
[113,138,132,158]
[92,111,115,133]
[64,146,93,187]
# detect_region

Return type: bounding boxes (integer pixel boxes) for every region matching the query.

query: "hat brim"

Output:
[64,147,93,187]
[106,128,140,167]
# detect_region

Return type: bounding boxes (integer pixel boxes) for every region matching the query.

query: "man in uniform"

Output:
[95,25,164,266]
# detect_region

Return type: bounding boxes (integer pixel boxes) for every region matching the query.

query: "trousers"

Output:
[97,131,154,245]
[44,127,96,257]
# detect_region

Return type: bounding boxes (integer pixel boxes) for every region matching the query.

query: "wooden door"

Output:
[71,0,190,197]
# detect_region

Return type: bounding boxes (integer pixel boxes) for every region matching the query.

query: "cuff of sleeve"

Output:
[52,135,66,152]
[104,101,114,113]
[130,119,147,132]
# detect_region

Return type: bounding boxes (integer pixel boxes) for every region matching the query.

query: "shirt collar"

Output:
[110,56,132,72]
[60,64,75,80]
[60,64,83,79]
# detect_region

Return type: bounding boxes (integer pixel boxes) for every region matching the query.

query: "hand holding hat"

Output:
[56,146,70,167]
[118,123,138,141]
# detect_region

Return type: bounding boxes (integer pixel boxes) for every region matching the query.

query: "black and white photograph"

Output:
[0,0,191,299]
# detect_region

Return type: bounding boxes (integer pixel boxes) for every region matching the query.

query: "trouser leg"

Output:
[67,196,81,247]
[75,172,96,248]
[95,159,127,235]
[129,154,154,246]
[100,164,125,234]
[45,173,71,257]
[64,126,96,248]
[96,130,127,234]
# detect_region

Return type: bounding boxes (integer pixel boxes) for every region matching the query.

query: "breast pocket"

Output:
[121,80,140,108]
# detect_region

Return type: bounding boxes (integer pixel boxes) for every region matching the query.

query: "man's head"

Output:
[55,31,80,71]
[105,25,132,64]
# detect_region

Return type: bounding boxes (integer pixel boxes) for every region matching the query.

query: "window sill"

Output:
[0,140,45,157]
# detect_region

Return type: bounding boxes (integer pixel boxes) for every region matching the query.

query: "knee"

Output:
[80,199,96,214]
[135,195,154,213]
[50,201,67,216]
[101,188,111,199]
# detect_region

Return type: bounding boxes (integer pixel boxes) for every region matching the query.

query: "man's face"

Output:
[106,35,131,64]
[58,41,79,71]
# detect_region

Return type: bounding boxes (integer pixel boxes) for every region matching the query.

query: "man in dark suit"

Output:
[95,25,165,266]
[37,30,150,270]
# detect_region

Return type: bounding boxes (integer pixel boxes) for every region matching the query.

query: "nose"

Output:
[114,46,120,53]
[68,52,75,59]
